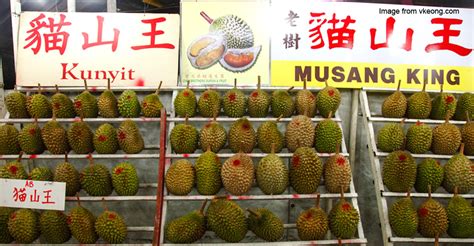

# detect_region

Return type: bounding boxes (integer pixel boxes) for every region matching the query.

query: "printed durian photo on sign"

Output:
[181,1,270,86]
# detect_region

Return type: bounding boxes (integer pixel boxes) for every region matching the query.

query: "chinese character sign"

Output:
[17,12,180,87]
[271,1,473,92]
[0,178,66,211]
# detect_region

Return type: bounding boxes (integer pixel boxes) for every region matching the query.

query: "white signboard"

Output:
[270,1,473,91]
[0,179,66,211]
[16,12,180,87]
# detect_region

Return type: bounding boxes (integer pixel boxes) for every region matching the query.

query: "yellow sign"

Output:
[180,1,270,86]
[272,61,474,92]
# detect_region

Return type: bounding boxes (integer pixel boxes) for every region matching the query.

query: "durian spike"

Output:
[64,151,68,163]
[107,78,111,90]
[247,208,261,219]
[200,11,214,24]
[76,193,81,207]
[422,78,427,92]
[396,79,402,92]
[315,193,321,208]
[434,234,439,246]
[340,186,345,200]
[16,151,23,162]
[327,111,333,119]
[101,197,108,211]
[257,75,261,90]
[83,79,88,91]
[287,86,294,93]
[186,80,190,89]
[199,200,208,214]
[303,78,307,90]
[37,83,42,94]
[324,80,329,88]
[155,81,163,95]
[234,78,237,88]
[459,143,464,155]
[454,186,459,196]
[276,114,283,123]
[271,143,276,154]
[428,185,432,199]
[55,84,59,94]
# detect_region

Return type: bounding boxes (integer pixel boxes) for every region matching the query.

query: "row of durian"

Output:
[0,155,139,197]
[389,189,473,239]
[0,204,127,244]
[166,146,351,196]
[171,114,342,154]
[5,81,163,119]
[0,119,144,155]
[377,117,473,155]
[382,145,473,194]
[165,195,360,243]
[381,80,473,121]
[174,79,341,118]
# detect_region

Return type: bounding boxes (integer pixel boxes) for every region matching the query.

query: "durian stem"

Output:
[206,144,211,152]
[185,115,189,125]
[444,113,450,123]
[156,81,162,95]
[88,154,94,167]
[37,83,42,94]
[303,78,307,90]
[102,197,108,211]
[83,79,88,91]
[271,143,276,154]
[107,78,111,90]
[434,234,439,246]
[338,238,342,246]
[406,190,411,198]
[396,79,402,91]
[428,185,432,199]
[257,75,261,90]
[453,186,459,195]
[52,109,57,121]
[400,118,405,126]
[64,151,68,163]
[34,117,38,125]
[335,143,340,155]
[16,151,23,162]
[287,86,294,93]
[324,80,329,88]
[213,112,217,122]
[234,78,237,88]
[422,78,427,92]
[199,200,208,214]
[276,114,283,123]
[459,143,465,155]
[213,195,228,200]
[466,111,471,123]
[315,193,321,208]
[76,193,81,207]
[247,208,261,219]
[440,82,444,94]
[186,80,190,89]
[340,186,345,199]
[14,84,17,92]
[55,84,59,94]
[327,111,333,119]
[200,11,214,24]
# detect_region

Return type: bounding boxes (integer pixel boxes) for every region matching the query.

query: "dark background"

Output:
[0,0,472,89]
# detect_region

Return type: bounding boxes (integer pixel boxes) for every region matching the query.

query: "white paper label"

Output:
[0,179,66,211]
